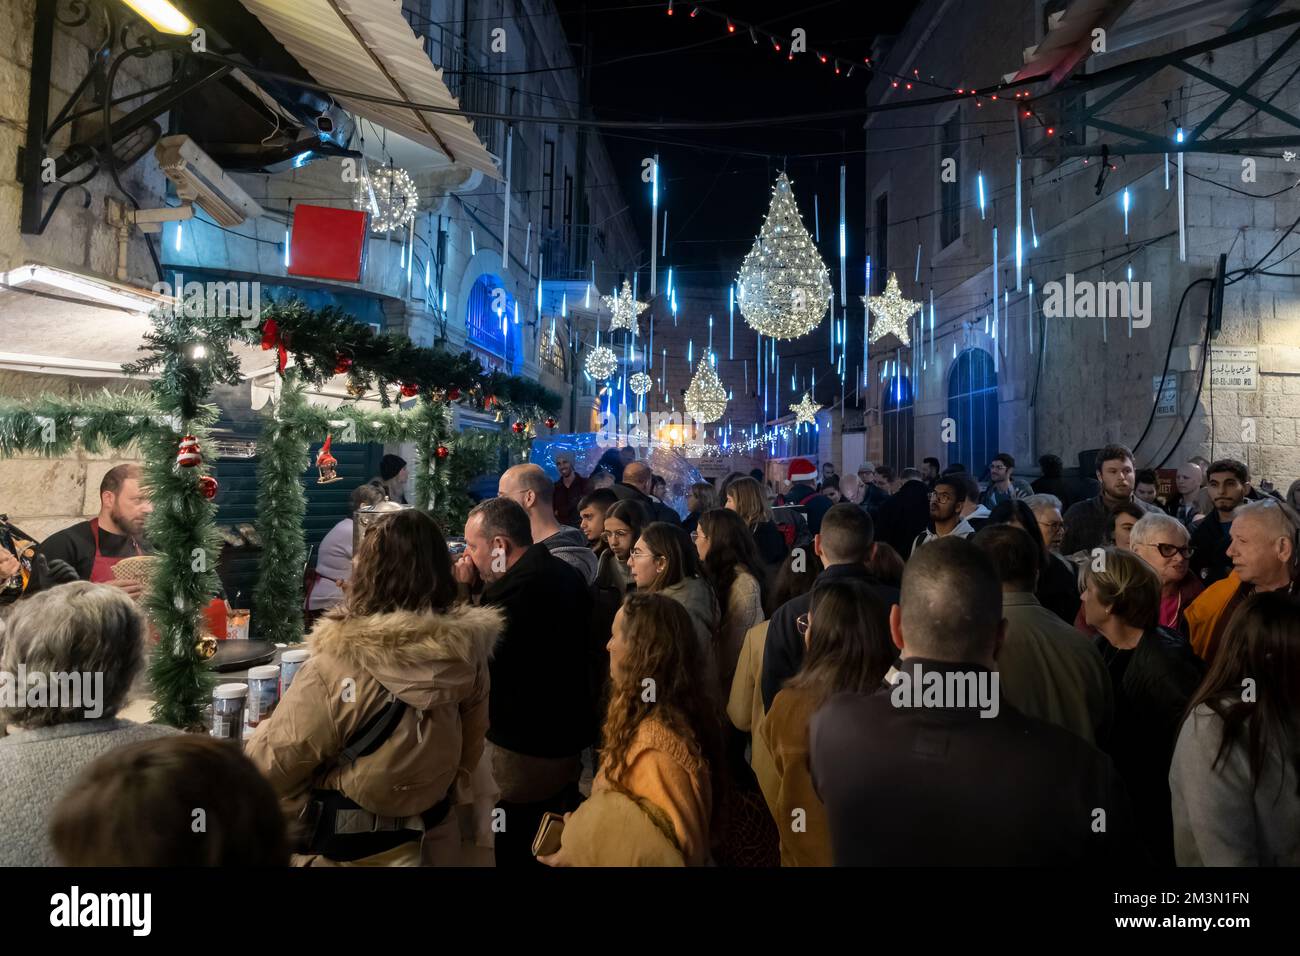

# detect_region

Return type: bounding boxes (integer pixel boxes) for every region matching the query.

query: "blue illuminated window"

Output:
[466,273,517,372]
[883,375,914,471]
[947,348,998,471]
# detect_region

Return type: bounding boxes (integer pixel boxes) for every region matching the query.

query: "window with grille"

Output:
[947,348,999,472]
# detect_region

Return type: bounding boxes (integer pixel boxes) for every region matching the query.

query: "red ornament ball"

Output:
[446,388,460,401]
[333,355,353,374]
[544,417,557,429]
[399,383,420,397]
[198,475,219,500]
[176,435,201,468]
[511,421,525,434]
[435,445,450,459]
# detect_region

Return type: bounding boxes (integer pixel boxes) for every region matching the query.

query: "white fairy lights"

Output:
[736,172,832,340]
[684,356,728,423]
[628,371,653,395]
[584,345,618,380]
[602,279,648,333]
[790,391,821,427]
[864,272,922,346]
[356,165,419,233]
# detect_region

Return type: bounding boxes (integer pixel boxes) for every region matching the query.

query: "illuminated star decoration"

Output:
[790,391,821,427]
[684,357,728,423]
[864,272,922,346]
[602,279,648,333]
[584,345,618,380]
[628,371,653,395]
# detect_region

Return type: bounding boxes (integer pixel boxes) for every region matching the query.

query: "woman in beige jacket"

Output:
[694,508,767,695]
[246,510,503,866]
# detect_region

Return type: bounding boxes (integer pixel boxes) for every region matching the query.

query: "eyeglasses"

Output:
[928,492,955,503]
[690,531,701,541]
[1144,542,1195,559]
[1038,520,1064,533]
[796,613,811,636]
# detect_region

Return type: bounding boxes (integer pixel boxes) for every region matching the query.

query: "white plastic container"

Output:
[246,665,280,727]
[280,649,310,695]
[211,683,248,741]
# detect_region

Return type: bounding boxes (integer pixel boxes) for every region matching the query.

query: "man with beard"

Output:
[1061,444,1161,554]
[550,453,588,527]
[1188,460,1249,586]
[28,464,153,596]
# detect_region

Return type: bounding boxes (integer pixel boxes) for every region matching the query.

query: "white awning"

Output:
[238,0,500,179]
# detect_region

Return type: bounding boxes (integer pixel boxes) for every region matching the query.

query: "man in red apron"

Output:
[28,464,151,596]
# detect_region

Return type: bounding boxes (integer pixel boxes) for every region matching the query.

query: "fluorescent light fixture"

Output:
[175,220,183,252]
[121,0,193,36]
[1,264,159,312]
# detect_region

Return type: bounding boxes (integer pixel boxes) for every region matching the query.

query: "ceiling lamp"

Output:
[356,164,419,233]
[584,344,618,380]
[684,357,728,423]
[864,272,922,346]
[735,171,832,340]
[602,279,648,333]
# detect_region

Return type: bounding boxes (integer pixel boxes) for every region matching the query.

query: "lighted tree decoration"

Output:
[736,171,832,340]
[628,371,653,395]
[864,272,922,346]
[685,357,728,423]
[585,344,618,380]
[602,279,648,333]
[356,164,419,233]
[790,391,821,427]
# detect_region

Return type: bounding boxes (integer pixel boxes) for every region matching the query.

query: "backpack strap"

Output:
[338,695,407,765]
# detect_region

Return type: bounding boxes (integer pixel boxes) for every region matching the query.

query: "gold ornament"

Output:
[346,381,367,398]
[790,391,821,427]
[736,172,832,340]
[602,279,648,333]
[584,344,618,380]
[195,635,218,660]
[864,272,922,346]
[684,357,728,424]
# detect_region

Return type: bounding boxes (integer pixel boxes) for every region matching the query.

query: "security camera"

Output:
[154,135,264,227]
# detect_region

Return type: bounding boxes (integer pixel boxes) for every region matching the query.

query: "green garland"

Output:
[0,390,160,457]
[252,375,309,646]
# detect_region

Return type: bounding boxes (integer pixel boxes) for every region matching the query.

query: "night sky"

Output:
[552,0,918,404]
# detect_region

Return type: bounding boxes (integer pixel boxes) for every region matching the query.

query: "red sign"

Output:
[287,204,367,282]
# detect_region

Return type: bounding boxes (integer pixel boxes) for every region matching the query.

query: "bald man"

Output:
[610,460,681,525]
[498,464,597,584]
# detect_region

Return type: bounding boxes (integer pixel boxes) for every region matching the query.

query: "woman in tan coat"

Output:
[694,508,766,695]
[761,579,894,866]
[540,592,723,866]
[246,510,503,866]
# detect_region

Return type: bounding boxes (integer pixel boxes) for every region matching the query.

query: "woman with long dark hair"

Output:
[247,510,503,866]
[695,508,766,693]
[598,499,649,594]
[540,592,723,866]
[1170,590,1300,865]
[628,522,719,655]
[762,579,894,865]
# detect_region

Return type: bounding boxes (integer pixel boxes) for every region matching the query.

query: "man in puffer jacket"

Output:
[247,510,504,866]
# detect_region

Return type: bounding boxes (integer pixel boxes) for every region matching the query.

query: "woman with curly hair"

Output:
[540,592,723,866]
[694,508,766,693]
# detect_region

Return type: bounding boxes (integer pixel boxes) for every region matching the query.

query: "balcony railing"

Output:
[401,6,504,157]
[540,224,609,282]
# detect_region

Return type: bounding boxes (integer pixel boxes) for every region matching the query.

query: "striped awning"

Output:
[238,0,500,179]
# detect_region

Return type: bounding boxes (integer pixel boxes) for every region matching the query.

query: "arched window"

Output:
[947,348,998,471]
[882,374,914,471]
[465,273,518,373]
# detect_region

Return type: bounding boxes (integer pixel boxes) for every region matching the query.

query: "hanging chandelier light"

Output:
[864,272,922,346]
[735,171,832,340]
[684,357,728,423]
[355,164,419,233]
[602,279,648,333]
[584,344,618,380]
[628,371,653,395]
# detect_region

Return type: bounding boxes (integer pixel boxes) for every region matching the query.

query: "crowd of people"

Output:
[1,440,1298,867]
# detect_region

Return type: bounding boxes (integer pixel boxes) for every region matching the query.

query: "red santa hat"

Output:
[787,458,818,483]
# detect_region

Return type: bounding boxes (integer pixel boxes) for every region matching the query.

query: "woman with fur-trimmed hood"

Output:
[246,510,502,866]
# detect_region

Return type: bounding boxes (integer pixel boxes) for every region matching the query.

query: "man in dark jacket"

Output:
[454,497,593,867]
[1061,443,1161,554]
[551,453,588,527]
[1188,459,1248,586]
[610,461,680,525]
[783,457,819,506]
[761,504,899,711]
[871,468,931,559]
[810,537,1143,866]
